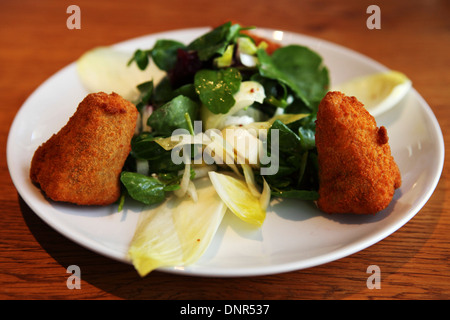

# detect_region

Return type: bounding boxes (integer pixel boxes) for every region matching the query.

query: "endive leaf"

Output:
[76,46,165,101]
[208,171,268,227]
[332,70,411,117]
[128,178,226,276]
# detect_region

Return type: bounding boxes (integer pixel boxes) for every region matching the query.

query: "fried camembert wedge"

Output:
[30,92,138,205]
[315,91,401,214]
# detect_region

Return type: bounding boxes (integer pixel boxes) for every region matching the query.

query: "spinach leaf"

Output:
[131,132,186,173]
[295,113,317,151]
[269,120,302,154]
[257,45,329,109]
[152,77,199,108]
[120,172,167,205]
[187,22,242,61]
[262,118,320,201]
[128,49,151,70]
[128,40,185,72]
[131,133,168,160]
[120,171,181,204]
[148,150,185,173]
[134,80,153,112]
[170,83,198,101]
[298,126,315,151]
[151,39,186,71]
[194,67,242,114]
[152,76,173,105]
[147,95,199,136]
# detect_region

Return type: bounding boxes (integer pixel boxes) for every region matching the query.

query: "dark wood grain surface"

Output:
[1,0,449,300]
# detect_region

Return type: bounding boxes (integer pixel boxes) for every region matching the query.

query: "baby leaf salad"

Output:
[77,21,329,276]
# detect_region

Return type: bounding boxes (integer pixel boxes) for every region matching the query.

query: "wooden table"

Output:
[1,0,449,300]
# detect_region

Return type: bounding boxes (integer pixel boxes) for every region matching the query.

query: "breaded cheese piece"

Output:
[315,91,401,214]
[30,92,138,205]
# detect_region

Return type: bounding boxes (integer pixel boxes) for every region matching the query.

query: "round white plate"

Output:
[7,27,444,277]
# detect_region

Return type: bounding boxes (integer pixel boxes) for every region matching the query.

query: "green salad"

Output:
[119,21,329,210]
[77,21,330,275]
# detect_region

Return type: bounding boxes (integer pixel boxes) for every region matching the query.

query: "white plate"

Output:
[7,27,445,277]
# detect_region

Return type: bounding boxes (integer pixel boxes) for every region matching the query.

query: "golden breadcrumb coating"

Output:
[315,91,401,214]
[30,92,138,205]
